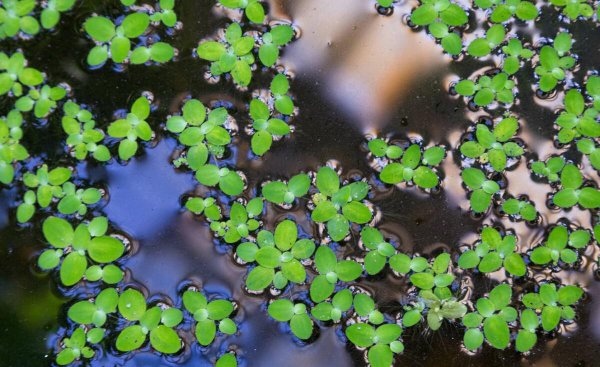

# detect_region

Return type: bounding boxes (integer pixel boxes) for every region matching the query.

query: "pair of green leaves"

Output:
[454,72,516,107]
[41,0,76,29]
[577,139,600,170]
[62,101,111,162]
[84,13,174,66]
[467,24,505,58]
[521,283,583,332]
[461,167,500,213]
[0,109,29,184]
[501,197,537,221]
[107,96,154,160]
[268,300,313,340]
[219,0,265,23]
[195,164,245,196]
[458,226,526,276]
[534,32,575,93]
[249,98,291,156]
[548,0,594,20]
[116,289,183,353]
[311,289,353,322]
[360,226,397,275]
[238,219,315,291]
[345,322,404,367]
[474,0,538,23]
[530,225,590,266]
[0,51,44,96]
[55,327,103,365]
[530,156,566,182]
[410,0,469,55]
[38,216,125,286]
[182,289,237,346]
[460,117,523,172]
[261,173,310,205]
[551,163,600,209]
[310,245,363,302]
[501,38,533,75]
[462,284,516,350]
[166,99,232,167]
[311,166,373,241]
[378,143,446,189]
[185,196,222,221]
[555,89,599,144]
[209,199,263,242]
[0,0,40,39]
[408,253,456,292]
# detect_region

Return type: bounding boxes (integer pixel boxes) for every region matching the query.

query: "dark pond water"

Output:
[1,0,600,366]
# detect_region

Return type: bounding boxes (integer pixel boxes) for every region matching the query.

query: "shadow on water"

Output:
[1,0,600,366]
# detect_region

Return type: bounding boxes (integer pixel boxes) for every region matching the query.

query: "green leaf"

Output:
[483,315,510,349]
[116,325,146,352]
[346,323,375,348]
[150,325,181,354]
[246,266,274,291]
[118,289,147,321]
[84,16,115,42]
[60,252,86,286]
[316,167,339,195]
[290,313,313,340]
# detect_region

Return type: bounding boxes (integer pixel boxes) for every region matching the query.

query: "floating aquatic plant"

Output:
[534,32,575,93]
[238,219,316,291]
[0,51,44,96]
[474,0,538,23]
[310,245,363,302]
[268,299,313,340]
[17,164,102,223]
[15,83,67,118]
[185,196,222,220]
[529,224,591,265]
[550,163,600,209]
[311,289,353,322]
[0,0,40,38]
[41,0,75,29]
[195,164,245,196]
[183,289,238,346]
[548,0,594,20]
[166,99,233,167]
[500,38,534,75]
[210,198,263,243]
[530,155,566,182]
[248,98,291,156]
[38,216,125,286]
[67,288,119,327]
[116,289,183,353]
[311,166,373,241]
[196,22,256,87]
[150,0,178,27]
[458,226,526,276]
[521,283,583,331]
[376,143,446,189]
[462,284,516,350]
[261,172,310,205]
[55,327,103,365]
[555,89,600,144]
[461,167,501,213]
[409,0,469,55]
[0,109,29,184]
[107,95,154,160]
[459,116,524,172]
[466,24,506,58]
[360,226,397,275]
[454,71,516,107]
[269,73,295,116]
[403,289,467,330]
[345,321,404,367]
[577,139,600,170]
[500,196,537,221]
[257,24,295,67]
[83,12,175,66]
[218,0,266,24]
[62,101,111,162]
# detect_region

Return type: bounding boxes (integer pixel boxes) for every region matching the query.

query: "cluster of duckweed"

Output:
[0,0,599,366]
